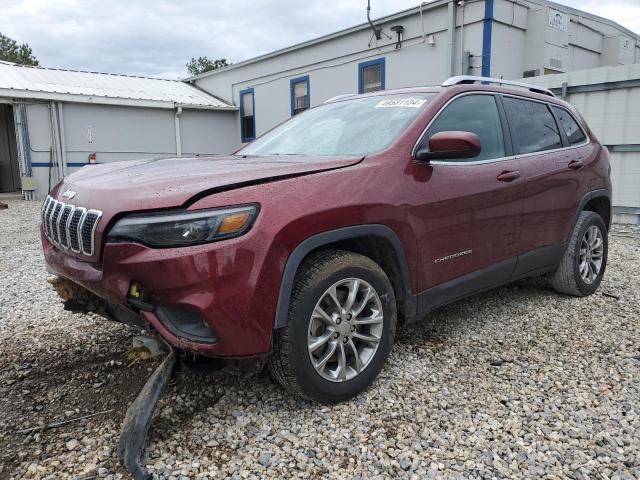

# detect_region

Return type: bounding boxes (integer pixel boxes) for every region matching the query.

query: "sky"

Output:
[2,0,639,79]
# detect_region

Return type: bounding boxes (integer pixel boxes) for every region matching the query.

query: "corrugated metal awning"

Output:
[0,61,236,110]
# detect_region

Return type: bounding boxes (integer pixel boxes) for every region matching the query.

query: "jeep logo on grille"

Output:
[62,189,76,200]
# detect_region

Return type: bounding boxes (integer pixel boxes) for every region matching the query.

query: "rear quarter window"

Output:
[552,106,587,146]
[502,97,562,155]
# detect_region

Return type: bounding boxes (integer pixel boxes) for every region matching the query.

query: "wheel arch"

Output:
[583,193,611,231]
[274,225,415,329]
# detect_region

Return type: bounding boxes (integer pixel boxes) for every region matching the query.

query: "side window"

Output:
[552,106,587,146]
[421,94,505,162]
[290,76,310,116]
[240,88,255,143]
[502,97,562,154]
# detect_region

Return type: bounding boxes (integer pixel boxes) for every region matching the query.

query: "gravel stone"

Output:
[65,439,78,451]
[258,452,272,467]
[1,199,639,479]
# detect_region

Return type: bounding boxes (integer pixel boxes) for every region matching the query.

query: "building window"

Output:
[239,88,255,142]
[358,58,385,94]
[290,75,310,116]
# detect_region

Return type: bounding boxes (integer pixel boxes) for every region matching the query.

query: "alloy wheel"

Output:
[307,278,384,382]
[579,225,604,284]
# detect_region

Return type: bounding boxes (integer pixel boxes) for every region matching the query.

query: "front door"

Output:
[407,93,524,310]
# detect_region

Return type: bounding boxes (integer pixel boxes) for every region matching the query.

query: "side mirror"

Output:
[414,131,481,162]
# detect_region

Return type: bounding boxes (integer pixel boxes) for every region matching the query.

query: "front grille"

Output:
[59,205,73,247]
[42,196,102,256]
[51,202,63,243]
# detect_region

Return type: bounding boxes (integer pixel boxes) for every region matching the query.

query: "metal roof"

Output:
[0,61,236,110]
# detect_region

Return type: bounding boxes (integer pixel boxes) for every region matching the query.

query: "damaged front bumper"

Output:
[41,227,274,358]
[48,275,146,329]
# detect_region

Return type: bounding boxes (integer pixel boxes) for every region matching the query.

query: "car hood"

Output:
[53,154,363,212]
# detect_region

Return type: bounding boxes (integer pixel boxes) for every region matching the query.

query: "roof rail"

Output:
[442,75,556,97]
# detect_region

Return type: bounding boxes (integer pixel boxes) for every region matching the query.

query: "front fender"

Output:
[273,224,414,329]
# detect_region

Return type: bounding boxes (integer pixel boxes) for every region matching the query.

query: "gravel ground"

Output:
[1,198,639,480]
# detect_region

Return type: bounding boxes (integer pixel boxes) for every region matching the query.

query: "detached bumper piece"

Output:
[117,346,176,480]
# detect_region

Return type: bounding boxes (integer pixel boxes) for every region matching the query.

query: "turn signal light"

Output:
[218,211,251,235]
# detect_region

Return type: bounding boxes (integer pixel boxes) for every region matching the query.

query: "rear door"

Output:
[501,96,587,273]
[408,93,524,303]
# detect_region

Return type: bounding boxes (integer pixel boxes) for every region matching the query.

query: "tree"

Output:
[0,33,39,66]
[186,57,230,76]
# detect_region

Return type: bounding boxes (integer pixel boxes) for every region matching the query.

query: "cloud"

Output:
[1,0,638,79]
[561,0,640,33]
[1,0,419,78]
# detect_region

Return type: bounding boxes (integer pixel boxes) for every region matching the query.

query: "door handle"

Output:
[568,160,584,170]
[497,170,521,182]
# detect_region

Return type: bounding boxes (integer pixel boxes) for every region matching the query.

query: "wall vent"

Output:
[549,58,563,69]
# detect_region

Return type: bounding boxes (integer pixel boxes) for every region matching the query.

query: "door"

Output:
[501,96,588,264]
[0,104,20,193]
[407,93,524,308]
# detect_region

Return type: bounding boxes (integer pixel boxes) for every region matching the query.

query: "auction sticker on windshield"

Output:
[374,98,427,108]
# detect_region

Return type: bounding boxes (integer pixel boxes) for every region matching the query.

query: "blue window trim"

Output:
[239,87,255,143]
[290,75,310,117]
[481,0,494,77]
[358,58,385,94]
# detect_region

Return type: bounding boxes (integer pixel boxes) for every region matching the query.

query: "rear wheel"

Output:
[549,211,608,296]
[268,250,397,403]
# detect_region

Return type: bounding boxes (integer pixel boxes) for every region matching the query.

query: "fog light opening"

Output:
[129,282,146,300]
[127,282,153,311]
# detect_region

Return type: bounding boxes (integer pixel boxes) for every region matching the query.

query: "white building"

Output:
[0,61,237,199]
[187,0,640,143]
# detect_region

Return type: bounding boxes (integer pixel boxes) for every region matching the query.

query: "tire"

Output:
[267,250,397,403]
[548,210,608,296]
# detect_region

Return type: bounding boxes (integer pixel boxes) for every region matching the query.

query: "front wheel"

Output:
[549,210,608,296]
[268,250,397,403]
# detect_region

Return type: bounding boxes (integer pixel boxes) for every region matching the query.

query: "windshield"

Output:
[237,93,436,157]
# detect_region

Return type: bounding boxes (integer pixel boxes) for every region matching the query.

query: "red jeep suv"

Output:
[41,76,611,403]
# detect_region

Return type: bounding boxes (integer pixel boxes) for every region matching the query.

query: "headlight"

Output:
[107,204,258,247]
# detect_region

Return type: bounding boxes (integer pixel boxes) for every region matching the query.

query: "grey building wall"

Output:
[21,102,237,198]
[180,109,239,155]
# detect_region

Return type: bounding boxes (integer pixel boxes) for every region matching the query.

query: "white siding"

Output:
[610,152,640,209]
